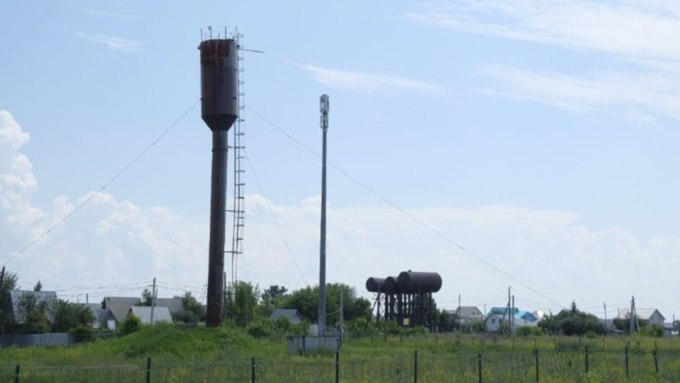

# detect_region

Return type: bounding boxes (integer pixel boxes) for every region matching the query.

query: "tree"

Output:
[262,285,288,307]
[120,314,141,336]
[33,280,42,292]
[278,286,317,322]
[225,281,259,325]
[278,284,372,327]
[50,299,95,332]
[0,269,18,332]
[141,288,153,306]
[17,293,50,334]
[538,302,605,336]
[181,292,205,318]
[174,292,205,324]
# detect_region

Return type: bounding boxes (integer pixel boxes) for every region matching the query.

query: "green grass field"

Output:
[1,325,679,382]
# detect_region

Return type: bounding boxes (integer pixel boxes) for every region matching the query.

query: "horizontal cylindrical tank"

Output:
[397,271,442,293]
[365,277,386,293]
[200,39,238,131]
[384,276,400,294]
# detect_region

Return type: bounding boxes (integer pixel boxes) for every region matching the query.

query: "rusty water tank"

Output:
[199,39,238,131]
[365,277,386,293]
[397,271,442,293]
[384,276,400,294]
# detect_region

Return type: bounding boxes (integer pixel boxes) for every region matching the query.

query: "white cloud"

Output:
[244,196,680,317]
[75,33,143,53]
[0,111,204,301]
[0,112,42,234]
[409,1,680,122]
[408,1,680,64]
[480,65,680,121]
[297,64,448,96]
[3,110,679,317]
[80,8,134,21]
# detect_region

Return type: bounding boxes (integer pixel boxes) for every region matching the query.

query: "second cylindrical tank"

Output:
[397,271,442,293]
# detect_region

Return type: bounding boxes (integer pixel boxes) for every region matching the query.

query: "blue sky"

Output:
[2,1,680,320]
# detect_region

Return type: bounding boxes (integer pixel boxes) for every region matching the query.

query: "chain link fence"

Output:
[2,347,680,382]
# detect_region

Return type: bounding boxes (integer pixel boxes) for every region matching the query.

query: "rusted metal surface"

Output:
[365,277,386,293]
[199,38,238,327]
[397,271,442,294]
[200,39,238,131]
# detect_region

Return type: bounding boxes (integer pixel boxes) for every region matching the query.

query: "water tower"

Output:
[199,31,238,327]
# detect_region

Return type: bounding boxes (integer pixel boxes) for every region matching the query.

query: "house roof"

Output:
[457,306,484,319]
[487,307,518,316]
[155,297,184,315]
[129,306,172,324]
[80,303,100,317]
[104,297,141,323]
[617,308,665,321]
[6,290,57,325]
[270,308,304,325]
[516,311,538,322]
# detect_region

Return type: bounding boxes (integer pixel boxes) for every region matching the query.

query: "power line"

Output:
[247,104,564,310]
[243,149,309,286]
[2,100,200,267]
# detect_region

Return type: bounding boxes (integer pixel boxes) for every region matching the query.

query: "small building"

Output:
[102,297,141,330]
[446,306,485,325]
[128,306,172,324]
[485,307,516,332]
[3,290,58,328]
[155,297,184,316]
[270,309,304,325]
[617,308,665,327]
[79,303,102,328]
[485,307,537,332]
[515,311,538,327]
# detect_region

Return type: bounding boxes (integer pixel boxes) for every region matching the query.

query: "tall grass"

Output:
[1,326,680,382]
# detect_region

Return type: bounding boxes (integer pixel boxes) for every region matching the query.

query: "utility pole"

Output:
[603,302,607,332]
[150,278,156,325]
[339,286,344,341]
[317,94,330,337]
[629,296,636,335]
[0,266,5,293]
[511,294,515,335]
[458,294,461,328]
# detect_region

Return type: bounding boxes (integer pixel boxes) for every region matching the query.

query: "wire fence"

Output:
[2,347,680,382]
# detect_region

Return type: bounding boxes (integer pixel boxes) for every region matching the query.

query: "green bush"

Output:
[640,325,664,337]
[71,325,94,343]
[517,326,543,337]
[120,315,142,336]
[274,315,292,334]
[246,319,272,338]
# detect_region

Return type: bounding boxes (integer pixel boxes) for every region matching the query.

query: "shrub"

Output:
[120,315,142,336]
[274,315,292,334]
[246,319,272,338]
[517,326,543,337]
[71,325,94,343]
[640,325,664,338]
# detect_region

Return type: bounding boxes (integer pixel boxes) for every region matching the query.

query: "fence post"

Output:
[478,353,482,383]
[625,345,629,379]
[585,345,589,374]
[251,358,256,383]
[534,349,539,382]
[14,365,19,383]
[414,350,418,383]
[653,349,659,374]
[335,339,340,383]
[146,356,151,383]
